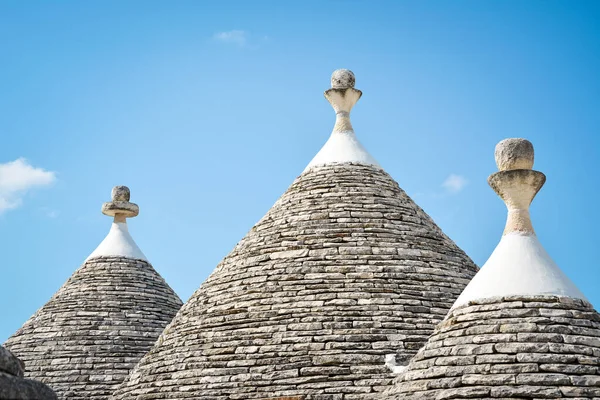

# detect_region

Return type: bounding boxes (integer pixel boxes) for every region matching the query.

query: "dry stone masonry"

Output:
[385,139,600,399]
[0,346,57,400]
[386,295,600,399]
[110,70,479,400]
[4,186,183,400]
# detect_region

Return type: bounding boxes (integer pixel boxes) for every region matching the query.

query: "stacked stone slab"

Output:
[0,346,57,400]
[111,70,479,400]
[385,139,600,399]
[4,186,183,400]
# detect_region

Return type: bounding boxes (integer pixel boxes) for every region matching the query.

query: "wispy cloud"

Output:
[442,174,468,194]
[0,158,56,214]
[46,209,59,218]
[212,30,269,49]
[213,30,248,47]
[39,207,59,219]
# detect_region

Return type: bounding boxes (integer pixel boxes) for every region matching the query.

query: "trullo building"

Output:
[111,70,479,400]
[385,138,600,399]
[4,186,183,400]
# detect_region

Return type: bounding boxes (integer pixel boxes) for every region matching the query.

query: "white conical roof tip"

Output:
[87,185,147,261]
[452,138,586,308]
[304,69,380,172]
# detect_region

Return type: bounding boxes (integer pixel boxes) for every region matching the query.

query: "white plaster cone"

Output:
[87,221,147,261]
[452,138,587,309]
[86,185,147,261]
[453,232,586,309]
[305,130,379,172]
[304,69,380,172]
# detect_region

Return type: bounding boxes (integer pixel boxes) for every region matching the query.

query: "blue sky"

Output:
[1,1,599,342]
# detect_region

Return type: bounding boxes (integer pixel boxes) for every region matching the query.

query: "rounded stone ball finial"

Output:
[331,69,356,89]
[112,186,131,202]
[102,185,138,220]
[494,138,534,171]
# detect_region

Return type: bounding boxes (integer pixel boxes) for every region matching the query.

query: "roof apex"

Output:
[452,138,586,308]
[304,69,380,172]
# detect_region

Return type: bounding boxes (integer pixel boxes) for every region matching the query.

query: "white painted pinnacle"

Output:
[304,70,380,172]
[87,185,147,261]
[452,138,586,309]
[87,222,148,261]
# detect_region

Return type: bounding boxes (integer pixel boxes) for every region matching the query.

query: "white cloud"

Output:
[213,30,248,47]
[442,174,468,194]
[0,158,56,213]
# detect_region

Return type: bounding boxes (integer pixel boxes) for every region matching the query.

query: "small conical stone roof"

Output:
[111,70,479,400]
[4,186,183,400]
[385,139,600,399]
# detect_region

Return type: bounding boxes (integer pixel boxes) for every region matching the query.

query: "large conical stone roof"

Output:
[111,70,479,400]
[4,186,183,400]
[385,139,600,399]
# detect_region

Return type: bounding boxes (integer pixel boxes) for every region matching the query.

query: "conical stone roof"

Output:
[385,139,600,399]
[111,70,479,400]
[4,186,183,400]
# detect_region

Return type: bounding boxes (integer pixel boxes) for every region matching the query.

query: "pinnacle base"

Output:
[101,201,139,218]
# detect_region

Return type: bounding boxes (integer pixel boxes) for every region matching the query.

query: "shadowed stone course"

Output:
[0,345,57,400]
[111,163,478,400]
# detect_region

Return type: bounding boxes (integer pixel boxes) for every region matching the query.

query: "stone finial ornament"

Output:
[325,69,362,134]
[494,138,535,171]
[330,69,356,89]
[487,139,545,235]
[101,185,139,223]
[303,69,379,171]
[111,185,131,202]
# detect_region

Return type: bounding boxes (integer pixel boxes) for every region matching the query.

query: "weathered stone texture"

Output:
[111,163,478,400]
[386,295,600,399]
[4,256,183,400]
[0,345,57,400]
